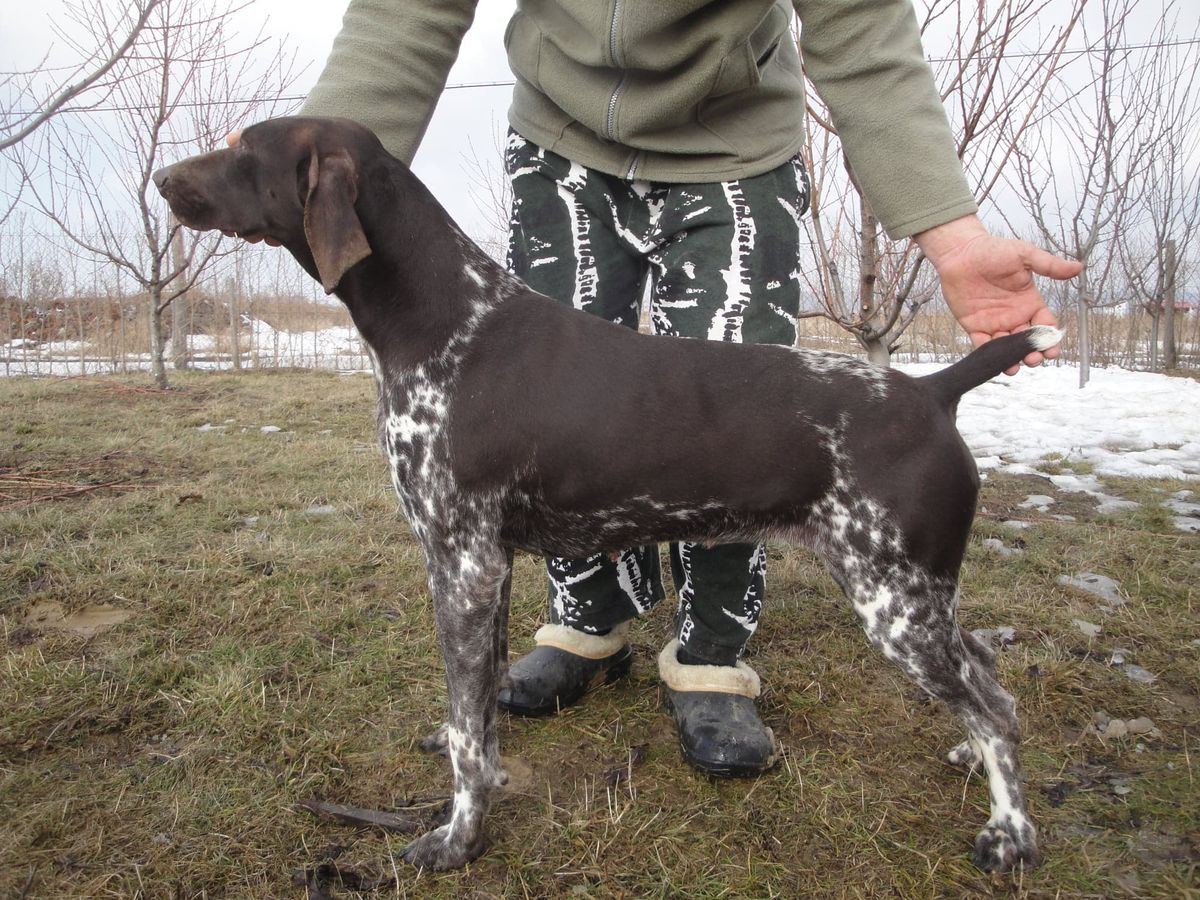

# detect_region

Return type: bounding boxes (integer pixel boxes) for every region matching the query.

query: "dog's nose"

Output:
[152,166,171,192]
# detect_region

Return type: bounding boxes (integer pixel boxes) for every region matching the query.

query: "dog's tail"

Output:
[919,326,1062,407]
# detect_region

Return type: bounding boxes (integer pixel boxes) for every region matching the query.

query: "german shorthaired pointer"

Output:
[154,117,1056,874]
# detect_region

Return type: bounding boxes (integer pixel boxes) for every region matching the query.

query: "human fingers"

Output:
[1021,243,1082,281]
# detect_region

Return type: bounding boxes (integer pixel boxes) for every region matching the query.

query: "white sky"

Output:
[2,0,515,242]
[3,1,1198,252]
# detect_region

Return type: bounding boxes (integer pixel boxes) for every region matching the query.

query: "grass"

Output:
[1,371,1197,899]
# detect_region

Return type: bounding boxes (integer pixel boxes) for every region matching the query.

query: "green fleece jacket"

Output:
[302,0,977,239]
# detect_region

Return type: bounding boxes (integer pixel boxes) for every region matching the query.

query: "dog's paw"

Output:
[947,739,981,769]
[400,824,485,871]
[419,724,449,757]
[972,822,1038,873]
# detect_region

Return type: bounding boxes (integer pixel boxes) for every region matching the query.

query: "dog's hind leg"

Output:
[401,539,512,870]
[496,547,513,688]
[833,564,1037,873]
[937,636,1037,874]
[945,627,997,771]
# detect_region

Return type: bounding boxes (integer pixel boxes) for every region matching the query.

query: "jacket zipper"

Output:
[605,0,624,142]
[608,0,623,66]
[605,80,625,141]
[606,0,639,179]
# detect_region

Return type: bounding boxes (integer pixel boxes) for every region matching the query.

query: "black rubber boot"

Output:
[658,641,779,777]
[498,643,633,718]
[663,688,779,777]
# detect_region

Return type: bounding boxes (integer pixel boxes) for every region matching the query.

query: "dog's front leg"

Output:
[401,541,511,870]
[418,547,513,759]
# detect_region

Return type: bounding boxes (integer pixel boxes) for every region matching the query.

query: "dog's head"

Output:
[153,116,381,293]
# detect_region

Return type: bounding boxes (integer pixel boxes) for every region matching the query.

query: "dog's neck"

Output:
[321,160,518,378]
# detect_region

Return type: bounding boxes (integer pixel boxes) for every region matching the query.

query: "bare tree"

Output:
[462,123,514,265]
[0,0,163,152]
[16,0,298,387]
[1117,5,1200,372]
[0,0,164,225]
[1008,0,1158,387]
[799,0,1086,366]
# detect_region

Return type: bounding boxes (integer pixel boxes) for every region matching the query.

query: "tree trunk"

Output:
[1163,238,1178,370]
[171,294,189,369]
[229,264,242,371]
[170,215,190,370]
[1077,279,1091,388]
[77,296,86,374]
[230,290,241,370]
[1148,308,1160,372]
[864,338,891,366]
[148,289,168,389]
[858,195,889,367]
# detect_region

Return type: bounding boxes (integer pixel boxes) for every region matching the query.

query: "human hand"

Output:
[220,129,281,246]
[915,215,1081,374]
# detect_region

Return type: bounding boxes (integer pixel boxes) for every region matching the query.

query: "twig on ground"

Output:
[18,865,36,900]
[294,799,424,834]
[0,477,137,510]
[291,862,396,899]
[102,381,175,395]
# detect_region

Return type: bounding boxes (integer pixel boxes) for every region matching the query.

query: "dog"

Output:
[154,116,1054,873]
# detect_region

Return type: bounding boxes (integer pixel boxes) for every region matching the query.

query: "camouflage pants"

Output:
[505,131,809,665]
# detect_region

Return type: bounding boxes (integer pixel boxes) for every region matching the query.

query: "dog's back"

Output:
[447,293,1055,568]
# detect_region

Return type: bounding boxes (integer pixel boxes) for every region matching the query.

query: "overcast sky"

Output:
[3,0,515,243]
[4,0,1198,251]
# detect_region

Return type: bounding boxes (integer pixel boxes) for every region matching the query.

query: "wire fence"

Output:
[0,289,373,377]
[2,286,1197,379]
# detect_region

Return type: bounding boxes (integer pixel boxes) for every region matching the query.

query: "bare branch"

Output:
[0,0,163,150]
[798,0,1086,364]
[15,0,300,386]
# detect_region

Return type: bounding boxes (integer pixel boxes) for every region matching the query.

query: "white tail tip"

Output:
[1026,326,1063,352]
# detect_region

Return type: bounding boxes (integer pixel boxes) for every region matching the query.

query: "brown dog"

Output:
[155,116,1052,872]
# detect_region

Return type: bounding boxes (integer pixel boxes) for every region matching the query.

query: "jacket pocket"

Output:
[755,38,782,75]
[504,11,544,91]
[709,3,789,98]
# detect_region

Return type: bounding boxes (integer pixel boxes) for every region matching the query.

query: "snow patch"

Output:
[1057,572,1126,609]
[898,361,1200,481]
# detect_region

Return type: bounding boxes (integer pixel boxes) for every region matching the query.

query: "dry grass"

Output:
[1,372,1197,898]
[245,295,352,333]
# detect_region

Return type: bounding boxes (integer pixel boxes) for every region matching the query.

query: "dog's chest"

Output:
[380,372,458,538]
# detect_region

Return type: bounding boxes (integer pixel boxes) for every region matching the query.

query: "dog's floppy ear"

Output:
[303,149,372,293]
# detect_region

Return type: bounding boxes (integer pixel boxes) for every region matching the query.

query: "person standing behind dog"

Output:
[275,0,1083,777]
